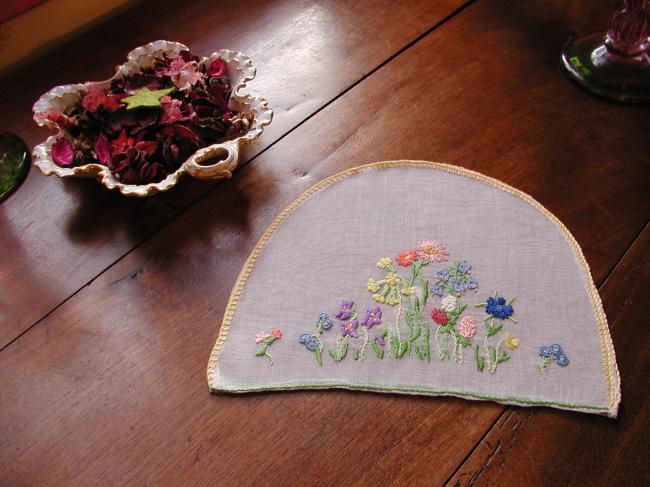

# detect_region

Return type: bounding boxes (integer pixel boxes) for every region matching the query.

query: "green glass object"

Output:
[0,132,30,202]
[561,0,650,103]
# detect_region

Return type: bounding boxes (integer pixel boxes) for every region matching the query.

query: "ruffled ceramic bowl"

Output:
[32,40,273,197]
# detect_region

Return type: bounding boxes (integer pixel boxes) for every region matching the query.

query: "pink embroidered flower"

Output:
[431,308,448,325]
[82,86,121,112]
[271,328,282,339]
[417,240,449,263]
[206,58,227,77]
[51,138,74,167]
[457,315,478,339]
[255,331,271,343]
[396,249,418,267]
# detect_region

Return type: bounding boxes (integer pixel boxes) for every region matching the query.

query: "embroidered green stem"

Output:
[255,346,274,365]
[355,326,369,361]
[473,344,485,371]
[538,356,553,377]
[329,335,349,362]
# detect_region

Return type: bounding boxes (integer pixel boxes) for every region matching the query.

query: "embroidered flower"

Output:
[431,284,445,297]
[255,331,271,343]
[466,278,479,290]
[362,307,382,329]
[440,295,458,313]
[400,286,416,296]
[555,353,570,366]
[255,328,281,364]
[336,300,355,320]
[431,308,448,325]
[416,240,449,263]
[503,331,519,349]
[452,280,467,293]
[538,343,569,376]
[457,261,471,274]
[376,257,392,269]
[396,249,418,267]
[367,278,380,292]
[436,270,450,282]
[316,312,333,330]
[375,336,385,347]
[385,272,401,286]
[457,315,478,338]
[299,333,319,351]
[485,296,514,320]
[341,319,359,338]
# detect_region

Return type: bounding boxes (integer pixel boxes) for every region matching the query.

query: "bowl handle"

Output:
[184,139,240,180]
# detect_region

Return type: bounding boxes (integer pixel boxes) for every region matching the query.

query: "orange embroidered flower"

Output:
[396,249,418,266]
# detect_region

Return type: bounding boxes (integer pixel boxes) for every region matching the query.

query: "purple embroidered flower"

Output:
[431,285,445,298]
[341,319,359,338]
[555,353,570,366]
[485,296,514,320]
[375,336,385,347]
[361,306,382,329]
[336,300,355,320]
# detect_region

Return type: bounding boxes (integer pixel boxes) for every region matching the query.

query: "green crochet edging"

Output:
[210,381,609,412]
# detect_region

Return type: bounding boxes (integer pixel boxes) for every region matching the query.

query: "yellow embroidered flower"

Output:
[367,278,380,292]
[376,257,392,269]
[401,286,416,296]
[387,297,400,305]
[384,272,401,286]
[504,331,520,350]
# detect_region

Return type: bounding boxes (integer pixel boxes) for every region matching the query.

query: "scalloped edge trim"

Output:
[206,160,621,418]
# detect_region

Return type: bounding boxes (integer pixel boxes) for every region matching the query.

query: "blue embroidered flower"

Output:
[431,284,445,297]
[485,296,514,320]
[299,333,319,351]
[452,280,466,293]
[317,312,333,330]
[436,270,450,282]
[466,278,478,290]
[457,261,471,274]
[555,353,570,366]
[538,343,569,376]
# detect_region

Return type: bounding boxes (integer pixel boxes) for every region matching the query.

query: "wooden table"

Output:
[1,0,649,484]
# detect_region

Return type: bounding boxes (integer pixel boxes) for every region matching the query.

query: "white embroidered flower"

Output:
[440,294,458,313]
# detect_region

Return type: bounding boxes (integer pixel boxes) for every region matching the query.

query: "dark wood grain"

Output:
[446,223,650,487]
[1,0,648,485]
[0,0,464,347]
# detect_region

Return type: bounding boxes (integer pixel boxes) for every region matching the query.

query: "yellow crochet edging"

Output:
[206,160,621,417]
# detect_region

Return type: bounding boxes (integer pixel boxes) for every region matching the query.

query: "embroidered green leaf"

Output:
[497,350,510,363]
[487,323,502,337]
[315,347,322,365]
[121,86,175,110]
[254,348,266,357]
[379,328,388,338]
[371,340,384,358]
[457,336,470,347]
[474,344,485,372]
